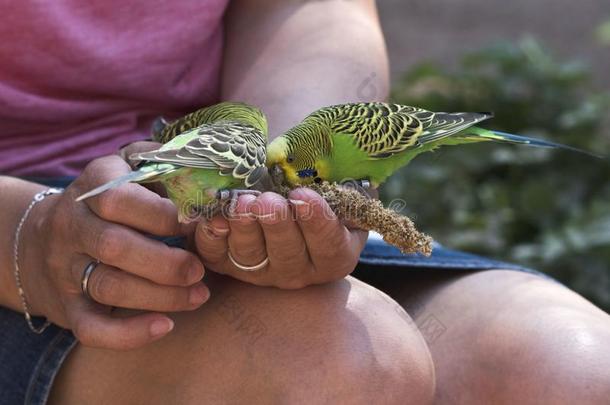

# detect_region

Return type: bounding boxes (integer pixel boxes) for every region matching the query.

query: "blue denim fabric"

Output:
[0,308,76,405]
[362,233,530,271]
[0,177,543,404]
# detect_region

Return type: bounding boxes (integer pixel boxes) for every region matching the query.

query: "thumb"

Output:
[66,296,174,350]
[118,141,162,169]
[117,141,167,197]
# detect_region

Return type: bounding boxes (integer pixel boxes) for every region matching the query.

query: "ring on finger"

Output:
[227,250,269,272]
[81,260,101,300]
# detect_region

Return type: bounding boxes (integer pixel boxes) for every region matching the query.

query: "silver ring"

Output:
[228,251,269,272]
[81,260,100,300]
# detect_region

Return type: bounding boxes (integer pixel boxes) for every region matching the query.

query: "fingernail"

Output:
[150,318,174,338]
[255,212,278,220]
[188,263,204,283]
[289,199,312,219]
[189,283,209,305]
[229,212,256,221]
[288,199,307,206]
[211,226,229,236]
[200,224,229,239]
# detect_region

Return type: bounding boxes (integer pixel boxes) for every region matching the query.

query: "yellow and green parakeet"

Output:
[76,102,268,222]
[267,102,594,188]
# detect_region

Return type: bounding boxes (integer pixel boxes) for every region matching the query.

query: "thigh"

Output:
[360,267,610,404]
[49,273,435,405]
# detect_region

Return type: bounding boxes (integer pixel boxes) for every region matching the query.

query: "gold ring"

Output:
[227,250,269,272]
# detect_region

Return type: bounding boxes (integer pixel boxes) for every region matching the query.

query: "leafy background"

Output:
[380,38,610,311]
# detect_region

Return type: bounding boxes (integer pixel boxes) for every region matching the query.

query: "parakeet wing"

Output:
[417,111,492,144]
[153,102,269,144]
[132,121,267,187]
[308,103,491,159]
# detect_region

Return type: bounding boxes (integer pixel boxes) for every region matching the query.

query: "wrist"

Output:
[0,179,47,313]
[17,189,63,319]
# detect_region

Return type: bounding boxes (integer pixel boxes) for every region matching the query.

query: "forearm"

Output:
[221,0,389,138]
[0,176,47,312]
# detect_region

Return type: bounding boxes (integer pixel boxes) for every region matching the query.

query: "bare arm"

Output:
[221,0,389,138]
[0,157,208,349]
[196,0,389,287]
[0,177,47,312]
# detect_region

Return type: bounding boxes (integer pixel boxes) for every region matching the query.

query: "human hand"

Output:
[20,153,209,350]
[195,188,368,289]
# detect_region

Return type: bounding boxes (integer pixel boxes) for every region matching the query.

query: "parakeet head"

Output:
[266,123,331,186]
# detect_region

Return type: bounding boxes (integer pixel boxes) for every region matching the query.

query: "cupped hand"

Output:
[21,152,209,350]
[195,188,368,289]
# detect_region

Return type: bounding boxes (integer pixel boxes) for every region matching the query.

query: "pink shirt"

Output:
[0,0,229,177]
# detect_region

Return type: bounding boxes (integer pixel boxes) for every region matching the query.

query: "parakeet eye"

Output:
[314,177,322,184]
[286,155,295,163]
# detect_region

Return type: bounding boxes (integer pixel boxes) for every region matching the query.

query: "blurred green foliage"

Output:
[386,39,610,310]
[596,19,610,45]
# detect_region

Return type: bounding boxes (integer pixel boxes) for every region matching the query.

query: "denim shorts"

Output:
[0,177,544,405]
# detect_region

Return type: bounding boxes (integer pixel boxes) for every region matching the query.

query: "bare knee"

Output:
[54,274,435,404]
[265,276,435,404]
[195,274,435,404]
[459,271,610,403]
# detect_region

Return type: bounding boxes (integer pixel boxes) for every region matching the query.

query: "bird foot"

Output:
[339,179,376,198]
[216,189,262,216]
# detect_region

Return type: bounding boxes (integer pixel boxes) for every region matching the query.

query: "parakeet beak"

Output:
[271,164,283,177]
[270,163,286,187]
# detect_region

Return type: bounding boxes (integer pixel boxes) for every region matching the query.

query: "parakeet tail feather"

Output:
[463,128,602,158]
[75,165,176,202]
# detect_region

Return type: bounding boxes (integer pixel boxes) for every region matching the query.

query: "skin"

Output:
[1,0,608,403]
[0,0,389,349]
[50,274,436,404]
[0,160,207,349]
[2,0,425,403]
[361,268,610,404]
[194,0,390,286]
[196,189,368,289]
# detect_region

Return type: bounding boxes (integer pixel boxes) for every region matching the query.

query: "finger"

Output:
[338,219,369,249]
[77,216,204,286]
[195,215,230,270]
[75,258,209,312]
[67,296,175,350]
[117,142,168,197]
[349,228,369,251]
[288,188,362,278]
[118,141,162,168]
[77,155,183,236]
[249,193,311,275]
[89,183,182,236]
[227,194,268,268]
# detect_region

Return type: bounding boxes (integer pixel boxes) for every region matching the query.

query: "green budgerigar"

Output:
[76,102,268,222]
[267,102,595,188]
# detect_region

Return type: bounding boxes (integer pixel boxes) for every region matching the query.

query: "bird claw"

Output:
[339,179,376,198]
[216,189,261,216]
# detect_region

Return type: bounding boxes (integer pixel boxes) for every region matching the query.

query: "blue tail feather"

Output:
[489,130,603,158]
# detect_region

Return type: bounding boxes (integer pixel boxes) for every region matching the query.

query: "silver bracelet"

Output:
[13,187,64,334]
